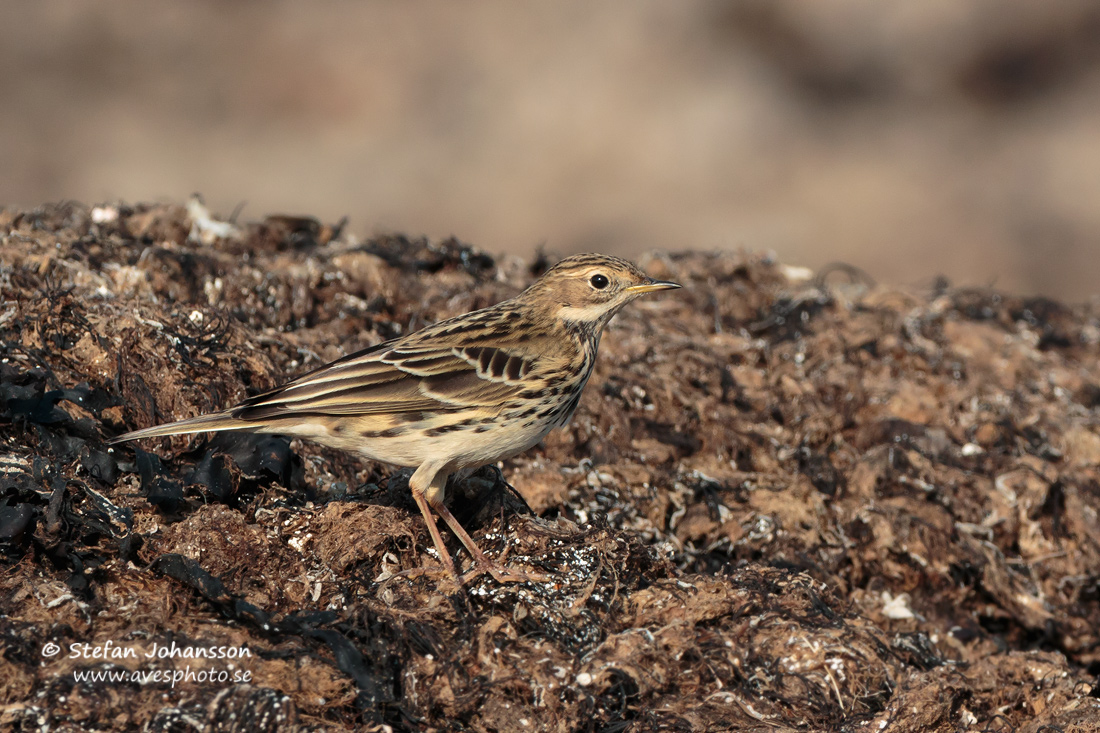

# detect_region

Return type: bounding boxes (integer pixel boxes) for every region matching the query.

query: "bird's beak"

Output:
[627,278,681,294]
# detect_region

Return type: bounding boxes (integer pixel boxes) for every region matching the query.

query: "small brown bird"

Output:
[109,253,679,582]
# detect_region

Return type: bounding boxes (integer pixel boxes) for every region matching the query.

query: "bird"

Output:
[108,253,680,583]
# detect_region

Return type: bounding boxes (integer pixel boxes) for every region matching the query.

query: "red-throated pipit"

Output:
[109,253,680,582]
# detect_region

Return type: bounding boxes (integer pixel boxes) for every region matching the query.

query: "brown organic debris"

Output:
[1,201,1099,731]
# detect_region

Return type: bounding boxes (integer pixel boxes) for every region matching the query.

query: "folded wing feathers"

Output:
[110,310,550,440]
[230,344,533,421]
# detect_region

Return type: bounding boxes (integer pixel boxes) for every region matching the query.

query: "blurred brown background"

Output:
[4,1,1100,298]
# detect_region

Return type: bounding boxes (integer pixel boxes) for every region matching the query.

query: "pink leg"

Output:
[408,465,458,579]
[423,471,537,584]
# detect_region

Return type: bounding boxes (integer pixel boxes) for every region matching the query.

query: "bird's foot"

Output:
[459,562,544,585]
[387,561,465,593]
[458,545,548,585]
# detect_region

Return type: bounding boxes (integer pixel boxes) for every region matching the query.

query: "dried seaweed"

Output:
[1,201,1099,731]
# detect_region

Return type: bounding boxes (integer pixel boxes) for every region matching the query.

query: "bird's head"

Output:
[520,253,680,330]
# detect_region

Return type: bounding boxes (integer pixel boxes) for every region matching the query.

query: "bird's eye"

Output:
[590,274,609,290]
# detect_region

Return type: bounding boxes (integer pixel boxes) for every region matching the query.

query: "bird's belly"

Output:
[292,413,555,471]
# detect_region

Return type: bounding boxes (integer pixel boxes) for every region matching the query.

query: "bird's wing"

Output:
[232,339,536,421]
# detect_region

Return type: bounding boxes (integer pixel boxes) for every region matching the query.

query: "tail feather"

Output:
[107,412,255,444]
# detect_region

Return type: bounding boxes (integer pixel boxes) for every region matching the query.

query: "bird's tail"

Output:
[107,412,255,445]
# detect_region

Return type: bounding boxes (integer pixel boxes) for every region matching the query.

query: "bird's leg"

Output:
[408,464,458,579]
[424,471,536,584]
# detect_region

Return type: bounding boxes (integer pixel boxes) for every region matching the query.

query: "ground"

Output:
[1,200,1099,732]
